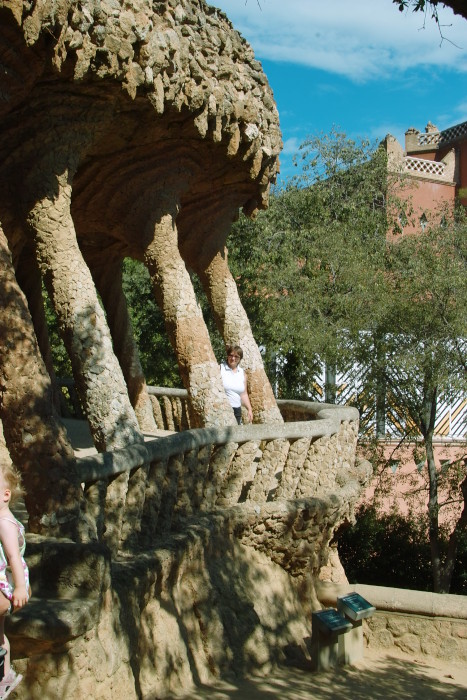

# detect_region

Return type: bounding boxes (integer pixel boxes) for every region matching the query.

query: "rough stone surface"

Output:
[0,3,372,698]
[365,612,467,664]
[10,522,312,699]
[0,225,93,540]
[0,0,282,436]
[7,403,369,698]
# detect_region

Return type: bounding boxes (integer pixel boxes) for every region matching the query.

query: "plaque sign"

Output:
[337,593,376,621]
[313,608,353,636]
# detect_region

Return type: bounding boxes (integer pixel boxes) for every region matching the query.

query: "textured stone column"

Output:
[0,223,94,541]
[91,258,157,434]
[14,243,64,414]
[27,177,143,450]
[197,249,283,424]
[90,258,156,550]
[143,206,235,428]
[26,174,144,551]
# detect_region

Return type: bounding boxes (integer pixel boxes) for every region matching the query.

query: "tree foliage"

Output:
[338,504,467,594]
[227,130,389,397]
[372,214,467,592]
[393,1,467,22]
[121,258,181,387]
[43,286,72,378]
[227,130,467,591]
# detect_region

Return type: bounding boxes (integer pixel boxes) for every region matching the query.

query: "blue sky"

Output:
[211,0,467,183]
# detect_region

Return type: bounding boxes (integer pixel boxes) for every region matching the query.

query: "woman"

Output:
[220,345,253,424]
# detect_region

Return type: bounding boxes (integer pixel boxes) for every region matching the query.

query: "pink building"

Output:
[386,119,467,235]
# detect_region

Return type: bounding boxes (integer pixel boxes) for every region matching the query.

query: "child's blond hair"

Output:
[0,459,25,504]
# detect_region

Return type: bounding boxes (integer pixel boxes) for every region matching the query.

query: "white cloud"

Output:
[452,101,467,122]
[368,122,408,146]
[211,0,467,82]
[281,136,301,155]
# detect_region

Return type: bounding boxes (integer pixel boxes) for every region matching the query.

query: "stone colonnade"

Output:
[0,5,372,697]
[0,0,283,547]
[1,131,280,550]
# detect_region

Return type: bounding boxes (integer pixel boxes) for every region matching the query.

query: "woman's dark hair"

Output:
[226,344,243,360]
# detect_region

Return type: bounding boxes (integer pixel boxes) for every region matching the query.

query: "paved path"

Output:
[167,650,467,699]
[62,417,173,457]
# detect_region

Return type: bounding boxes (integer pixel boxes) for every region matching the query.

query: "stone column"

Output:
[197,249,283,424]
[142,203,235,428]
[26,173,144,551]
[0,223,94,541]
[14,243,64,414]
[91,258,157,434]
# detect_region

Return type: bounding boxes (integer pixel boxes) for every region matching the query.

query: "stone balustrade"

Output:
[5,390,370,699]
[416,120,467,147]
[75,387,363,558]
[146,384,357,430]
[404,155,447,178]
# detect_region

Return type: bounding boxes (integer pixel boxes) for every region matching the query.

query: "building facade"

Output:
[386,119,467,235]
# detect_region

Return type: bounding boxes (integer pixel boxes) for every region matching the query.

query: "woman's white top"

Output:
[220,362,245,408]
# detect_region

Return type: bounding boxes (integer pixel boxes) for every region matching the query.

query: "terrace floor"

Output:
[168,648,467,699]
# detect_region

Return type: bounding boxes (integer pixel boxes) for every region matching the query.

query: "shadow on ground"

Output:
[163,653,467,700]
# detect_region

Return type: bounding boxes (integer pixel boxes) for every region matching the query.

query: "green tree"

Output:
[393,1,467,22]
[227,130,467,592]
[338,504,467,594]
[227,129,389,399]
[44,286,72,378]
[361,214,467,592]
[121,258,180,387]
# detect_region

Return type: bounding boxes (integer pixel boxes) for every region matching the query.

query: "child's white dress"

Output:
[0,516,29,605]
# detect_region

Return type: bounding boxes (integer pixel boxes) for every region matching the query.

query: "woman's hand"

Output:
[240,381,253,423]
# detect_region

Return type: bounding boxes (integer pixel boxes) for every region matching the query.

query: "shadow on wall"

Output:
[108,518,318,698]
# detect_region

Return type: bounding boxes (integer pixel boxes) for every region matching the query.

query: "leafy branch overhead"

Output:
[393,0,467,22]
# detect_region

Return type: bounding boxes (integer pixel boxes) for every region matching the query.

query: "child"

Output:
[0,459,29,699]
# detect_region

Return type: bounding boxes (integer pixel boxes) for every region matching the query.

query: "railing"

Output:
[147,385,191,431]
[404,156,446,178]
[145,384,356,431]
[417,120,467,147]
[72,385,360,551]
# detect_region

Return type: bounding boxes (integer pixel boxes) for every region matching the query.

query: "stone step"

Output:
[22,535,110,599]
[6,597,100,655]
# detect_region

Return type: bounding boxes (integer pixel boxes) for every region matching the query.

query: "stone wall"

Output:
[14,526,467,699]
[317,581,467,666]
[9,521,311,699]
[366,612,467,663]
[7,405,369,699]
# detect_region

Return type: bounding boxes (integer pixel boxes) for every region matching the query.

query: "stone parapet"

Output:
[405,120,467,153]
[316,581,467,664]
[366,611,467,663]
[317,581,467,619]
[6,399,368,698]
[74,402,367,567]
